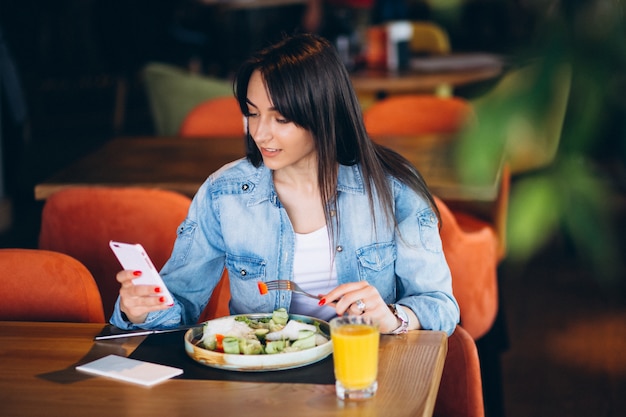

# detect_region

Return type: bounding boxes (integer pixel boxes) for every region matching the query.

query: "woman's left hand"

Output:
[320,281,400,333]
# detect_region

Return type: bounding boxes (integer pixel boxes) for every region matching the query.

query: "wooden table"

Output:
[34,135,503,205]
[350,66,502,96]
[0,321,447,417]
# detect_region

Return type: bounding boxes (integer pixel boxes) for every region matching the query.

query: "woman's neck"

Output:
[273,169,325,234]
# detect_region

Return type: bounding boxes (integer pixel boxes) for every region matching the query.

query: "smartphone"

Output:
[109,241,174,306]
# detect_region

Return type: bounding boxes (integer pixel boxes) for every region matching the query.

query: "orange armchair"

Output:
[38,187,192,319]
[0,249,105,323]
[179,96,244,138]
[363,94,474,136]
[436,197,499,340]
[197,272,231,322]
[434,325,485,417]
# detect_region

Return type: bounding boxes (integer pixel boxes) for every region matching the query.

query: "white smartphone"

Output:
[109,241,174,306]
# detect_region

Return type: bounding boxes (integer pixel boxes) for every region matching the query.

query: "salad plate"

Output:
[184,313,333,372]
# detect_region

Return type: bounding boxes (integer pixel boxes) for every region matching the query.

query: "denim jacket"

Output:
[111,158,460,334]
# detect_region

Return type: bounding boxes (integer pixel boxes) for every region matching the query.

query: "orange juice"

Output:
[331,323,379,389]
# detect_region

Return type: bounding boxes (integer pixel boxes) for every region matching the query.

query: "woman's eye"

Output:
[276,117,290,124]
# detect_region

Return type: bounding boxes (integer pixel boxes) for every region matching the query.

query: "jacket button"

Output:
[242,184,249,191]
[330,210,336,217]
[336,246,343,252]
[240,269,247,276]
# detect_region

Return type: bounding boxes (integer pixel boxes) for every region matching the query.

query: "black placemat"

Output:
[128,330,335,385]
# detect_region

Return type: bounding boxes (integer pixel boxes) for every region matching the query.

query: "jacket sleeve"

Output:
[393,182,460,335]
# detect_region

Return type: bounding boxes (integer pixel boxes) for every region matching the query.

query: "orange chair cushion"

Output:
[179,97,244,138]
[434,325,485,417]
[436,197,499,340]
[197,270,231,322]
[0,249,105,323]
[363,95,473,136]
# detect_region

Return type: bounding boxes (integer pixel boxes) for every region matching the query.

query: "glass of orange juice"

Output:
[330,315,379,400]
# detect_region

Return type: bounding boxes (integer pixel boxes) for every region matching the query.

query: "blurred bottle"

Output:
[365,25,387,69]
[386,20,412,71]
[364,0,410,71]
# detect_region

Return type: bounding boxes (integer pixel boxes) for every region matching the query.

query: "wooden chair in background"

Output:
[179,96,244,138]
[0,248,105,323]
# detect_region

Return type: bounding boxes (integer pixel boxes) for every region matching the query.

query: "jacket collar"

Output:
[247,162,366,206]
[337,164,365,195]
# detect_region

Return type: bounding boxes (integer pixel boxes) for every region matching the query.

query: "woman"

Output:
[111,33,459,335]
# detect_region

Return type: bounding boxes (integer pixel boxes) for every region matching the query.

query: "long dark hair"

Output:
[234,33,439,236]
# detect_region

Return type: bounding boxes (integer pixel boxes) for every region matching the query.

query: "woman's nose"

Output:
[250,117,272,142]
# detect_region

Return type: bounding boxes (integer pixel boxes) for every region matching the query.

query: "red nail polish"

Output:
[154,287,161,293]
[318,298,326,306]
[159,296,165,303]
[132,270,142,276]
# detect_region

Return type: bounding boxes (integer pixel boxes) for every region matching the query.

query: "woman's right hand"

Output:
[116,270,171,323]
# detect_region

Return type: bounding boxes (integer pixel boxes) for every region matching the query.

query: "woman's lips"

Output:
[260,147,281,157]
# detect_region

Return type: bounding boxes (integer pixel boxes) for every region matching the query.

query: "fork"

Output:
[258,280,321,300]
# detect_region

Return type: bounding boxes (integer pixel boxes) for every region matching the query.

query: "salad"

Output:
[200,308,330,355]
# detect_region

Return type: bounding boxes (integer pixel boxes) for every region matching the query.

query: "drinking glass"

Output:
[329,315,379,400]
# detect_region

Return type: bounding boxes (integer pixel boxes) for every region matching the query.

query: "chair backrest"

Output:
[179,96,245,138]
[38,187,192,319]
[434,325,485,417]
[0,249,105,323]
[363,94,473,136]
[142,62,233,136]
[410,21,451,55]
[435,196,499,340]
[197,271,231,322]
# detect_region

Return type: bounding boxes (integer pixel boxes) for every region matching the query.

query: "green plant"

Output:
[455,0,626,283]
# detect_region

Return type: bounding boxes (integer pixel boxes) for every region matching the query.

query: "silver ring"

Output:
[355,299,366,312]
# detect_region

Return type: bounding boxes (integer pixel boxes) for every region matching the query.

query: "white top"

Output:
[289,225,337,321]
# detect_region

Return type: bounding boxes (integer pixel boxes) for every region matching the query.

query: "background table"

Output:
[34,135,503,207]
[350,65,502,96]
[0,321,447,417]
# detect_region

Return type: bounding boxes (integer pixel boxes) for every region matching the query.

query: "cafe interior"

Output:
[1,1,625,416]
